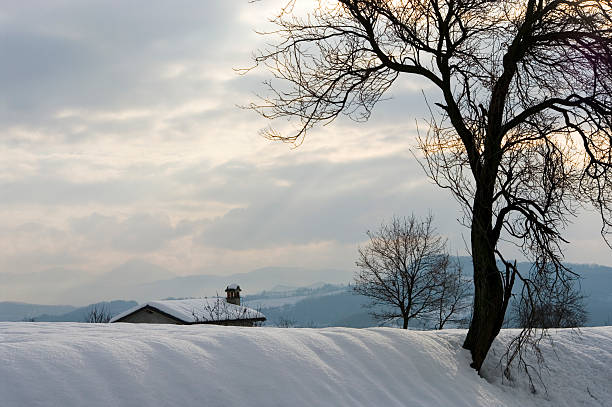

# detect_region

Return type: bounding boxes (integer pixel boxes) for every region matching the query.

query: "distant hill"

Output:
[130,266,353,303]
[577,264,612,326]
[445,258,612,326]
[29,300,137,322]
[0,259,175,305]
[257,289,377,328]
[60,260,177,304]
[0,302,76,322]
[1,259,609,326]
[253,261,612,328]
[503,261,612,326]
[245,283,348,308]
[1,261,353,305]
[247,283,395,328]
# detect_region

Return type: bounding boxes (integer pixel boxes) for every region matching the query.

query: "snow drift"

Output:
[1,323,610,407]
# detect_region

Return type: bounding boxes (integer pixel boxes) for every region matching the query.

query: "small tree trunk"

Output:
[463,188,505,371]
[402,317,408,329]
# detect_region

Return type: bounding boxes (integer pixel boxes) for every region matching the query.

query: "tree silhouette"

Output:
[354,215,470,329]
[248,0,612,371]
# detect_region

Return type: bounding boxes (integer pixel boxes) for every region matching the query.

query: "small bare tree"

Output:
[84,304,112,323]
[501,268,587,390]
[354,215,468,329]
[276,316,297,328]
[433,259,472,330]
[515,273,588,329]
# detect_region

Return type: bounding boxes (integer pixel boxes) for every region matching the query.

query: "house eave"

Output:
[112,305,187,324]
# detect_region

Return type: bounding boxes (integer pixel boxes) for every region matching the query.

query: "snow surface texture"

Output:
[109,298,264,323]
[1,324,610,407]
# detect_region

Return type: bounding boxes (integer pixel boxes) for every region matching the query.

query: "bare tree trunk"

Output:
[402,317,408,329]
[463,188,505,371]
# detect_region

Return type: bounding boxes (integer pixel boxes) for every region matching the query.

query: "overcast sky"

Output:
[1,1,610,303]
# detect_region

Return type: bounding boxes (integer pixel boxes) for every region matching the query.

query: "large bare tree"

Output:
[248,0,612,371]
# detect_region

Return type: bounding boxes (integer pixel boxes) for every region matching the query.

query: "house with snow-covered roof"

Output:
[110,284,265,327]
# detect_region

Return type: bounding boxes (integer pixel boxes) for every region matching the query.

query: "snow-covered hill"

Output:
[1,323,610,407]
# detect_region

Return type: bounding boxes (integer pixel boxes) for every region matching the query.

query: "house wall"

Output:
[118,308,184,324]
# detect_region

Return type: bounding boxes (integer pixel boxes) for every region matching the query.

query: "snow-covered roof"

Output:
[226,283,240,290]
[110,298,264,323]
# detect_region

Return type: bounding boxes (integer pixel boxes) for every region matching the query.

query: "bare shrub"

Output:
[85,304,112,323]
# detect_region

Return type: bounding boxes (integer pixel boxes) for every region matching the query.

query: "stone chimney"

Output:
[225,284,241,306]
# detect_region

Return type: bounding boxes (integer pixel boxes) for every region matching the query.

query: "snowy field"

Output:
[1,323,610,407]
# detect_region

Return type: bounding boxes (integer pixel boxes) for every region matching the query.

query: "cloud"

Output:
[196,156,463,250]
[0,222,85,272]
[0,1,241,116]
[71,212,192,252]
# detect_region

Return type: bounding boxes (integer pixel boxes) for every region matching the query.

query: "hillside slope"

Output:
[0,323,610,407]
[0,302,75,321]
[33,300,137,322]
